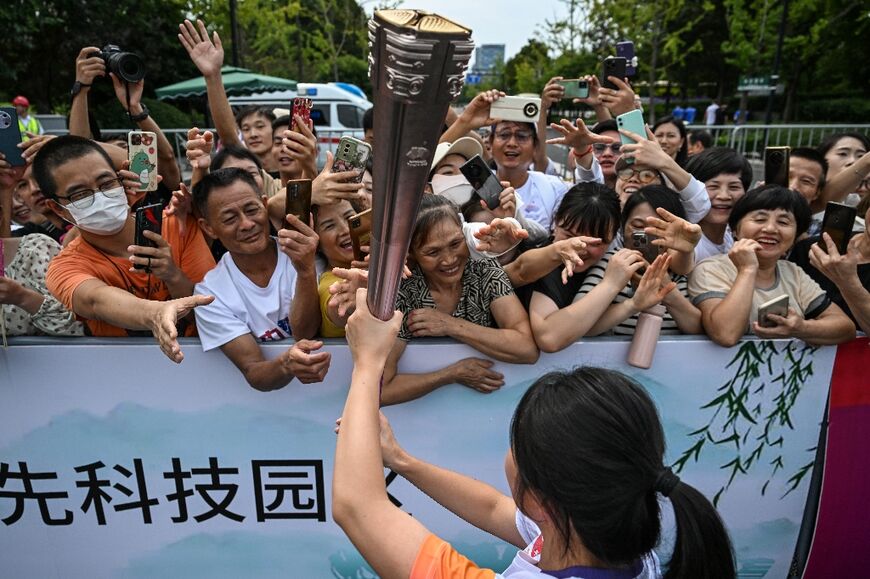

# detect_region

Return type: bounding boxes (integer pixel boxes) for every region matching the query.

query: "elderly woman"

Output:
[688,185,855,347]
[380,195,538,405]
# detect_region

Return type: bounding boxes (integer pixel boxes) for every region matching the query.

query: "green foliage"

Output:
[0,0,197,112]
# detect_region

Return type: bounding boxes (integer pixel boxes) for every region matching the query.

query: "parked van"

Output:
[229,82,372,167]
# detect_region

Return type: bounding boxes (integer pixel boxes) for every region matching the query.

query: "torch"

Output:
[366,10,474,320]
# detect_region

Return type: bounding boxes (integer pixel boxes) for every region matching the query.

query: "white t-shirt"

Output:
[194,239,299,351]
[515,171,572,232]
[704,103,719,125]
[498,511,660,578]
[694,227,734,263]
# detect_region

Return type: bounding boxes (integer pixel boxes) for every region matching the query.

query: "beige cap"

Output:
[429,137,483,175]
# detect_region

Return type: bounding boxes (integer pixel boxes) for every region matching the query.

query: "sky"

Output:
[369,1,567,61]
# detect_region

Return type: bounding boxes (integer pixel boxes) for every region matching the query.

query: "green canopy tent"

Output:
[155,65,297,101]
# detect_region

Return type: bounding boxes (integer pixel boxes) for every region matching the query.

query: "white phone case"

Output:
[127,131,159,192]
[490,96,542,124]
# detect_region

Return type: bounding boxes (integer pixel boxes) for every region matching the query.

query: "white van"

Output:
[229,82,372,167]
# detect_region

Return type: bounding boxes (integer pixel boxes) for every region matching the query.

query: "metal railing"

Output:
[686,124,870,159]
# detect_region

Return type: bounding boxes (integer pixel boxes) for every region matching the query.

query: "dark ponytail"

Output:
[511,366,735,576]
[666,482,736,579]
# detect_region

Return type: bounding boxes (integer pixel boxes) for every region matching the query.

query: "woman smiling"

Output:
[381,195,538,405]
[688,185,855,347]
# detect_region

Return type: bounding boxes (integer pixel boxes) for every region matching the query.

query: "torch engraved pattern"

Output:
[366,11,473,320]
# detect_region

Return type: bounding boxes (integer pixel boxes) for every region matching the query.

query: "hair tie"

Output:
[654,467,680,497]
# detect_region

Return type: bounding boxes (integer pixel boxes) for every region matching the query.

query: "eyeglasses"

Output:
[592,143,622,154]
[57,177,124,209]
[494,130,533,144]
[617,168,660,184]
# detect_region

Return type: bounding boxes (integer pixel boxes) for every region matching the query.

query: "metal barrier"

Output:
[686,124,870,159]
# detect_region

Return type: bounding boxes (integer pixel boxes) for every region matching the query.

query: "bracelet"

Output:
[572,145,593,157]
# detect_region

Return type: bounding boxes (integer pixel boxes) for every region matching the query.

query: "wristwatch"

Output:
[70,81,91,99]
[128,104,150,123]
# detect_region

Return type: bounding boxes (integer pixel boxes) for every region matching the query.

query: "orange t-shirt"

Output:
[411,534,496,579]
[46,214,216,336]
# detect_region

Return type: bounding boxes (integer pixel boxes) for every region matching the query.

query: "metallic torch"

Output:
[366,10,474,320]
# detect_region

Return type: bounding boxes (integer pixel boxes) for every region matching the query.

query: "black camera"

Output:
[90,44,145,83]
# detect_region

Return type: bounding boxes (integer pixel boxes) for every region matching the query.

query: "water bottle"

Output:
[627,305,666,369]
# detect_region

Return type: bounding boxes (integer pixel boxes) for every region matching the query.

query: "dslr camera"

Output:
[90,44,146,83]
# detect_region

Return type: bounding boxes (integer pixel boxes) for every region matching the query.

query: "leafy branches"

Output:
[672,340,820,506]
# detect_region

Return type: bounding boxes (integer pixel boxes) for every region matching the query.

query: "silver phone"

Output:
[757,295,789,328]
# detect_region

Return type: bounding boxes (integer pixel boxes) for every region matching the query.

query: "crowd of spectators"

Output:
[1,19,868,401]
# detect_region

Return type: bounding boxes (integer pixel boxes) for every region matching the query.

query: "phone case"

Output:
[292,97,313,130]
[332,137,371,184]
[128,131,158,192]
[616,110,646,164]
[459,155,503,210]
[616,42,636,76]
[0,108,25,167]
[629,231,661,265]
[601,57,627,90]
[489,96,542,124]
[348,209,373,262]
[133,203,163,269]
[821,202,857,254]
[764,147,790,188]
[286,179,313,225]
[559,79,589,100]
[758,295,789,328]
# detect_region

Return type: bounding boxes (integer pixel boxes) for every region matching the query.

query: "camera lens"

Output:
[0,111,11,130]
[106,50,145,83]
[523,103,539,118]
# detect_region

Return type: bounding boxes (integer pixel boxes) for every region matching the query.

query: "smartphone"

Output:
[757,294,789,328]
[292,97,313,130]
[285,179,312,225]
[629,231,661,265]
[616,41,636,76]
[616,110,646,164]
[348,209,372,262]
[558,79,589,100]
[459,155,503,210]
[0,108,25,167]
[820,202,857,254]
[127,131,158,192]
[601,56,627,90]
[133,202,163,269]
[331,136,372,184]
[764,146,790,187]
[489,96,542,124]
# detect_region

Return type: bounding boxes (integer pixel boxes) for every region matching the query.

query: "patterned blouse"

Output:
[2,234,84,336]
[395,258,515,341]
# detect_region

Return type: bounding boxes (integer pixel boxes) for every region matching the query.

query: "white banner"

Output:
[0,337,836,578]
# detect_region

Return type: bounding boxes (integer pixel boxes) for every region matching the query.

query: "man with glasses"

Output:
[33,136,216,363]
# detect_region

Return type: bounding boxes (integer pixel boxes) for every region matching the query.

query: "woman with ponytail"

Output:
[333,290,735,579]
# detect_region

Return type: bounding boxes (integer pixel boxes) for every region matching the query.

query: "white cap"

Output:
[429,137,483,175]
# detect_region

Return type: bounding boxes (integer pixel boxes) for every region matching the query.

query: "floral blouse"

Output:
[2,234,84,336]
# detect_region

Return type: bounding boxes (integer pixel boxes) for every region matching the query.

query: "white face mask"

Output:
[64,187,130,235]
[431,173,474,205]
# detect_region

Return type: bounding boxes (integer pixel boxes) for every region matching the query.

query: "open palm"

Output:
[178,19,224,77]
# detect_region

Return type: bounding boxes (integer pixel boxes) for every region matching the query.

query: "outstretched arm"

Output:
[332,290,432,579]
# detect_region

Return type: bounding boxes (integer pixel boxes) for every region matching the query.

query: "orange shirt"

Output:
[412,534,496,579]
[46,214,216,336]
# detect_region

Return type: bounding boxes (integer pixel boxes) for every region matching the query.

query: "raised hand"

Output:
[185,127,214,170]
[547,118,614,152]
[644,207,702,254]
[473,218,529,254]
[628,254,676,311]
[178,19,224,78]
[598,76,637,116]
[458,89,505,130]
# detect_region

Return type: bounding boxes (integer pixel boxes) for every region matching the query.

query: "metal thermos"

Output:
[627,304,666,369]
[366,10,474,320]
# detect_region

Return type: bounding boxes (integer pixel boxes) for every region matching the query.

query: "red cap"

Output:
[12,95,30,107]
